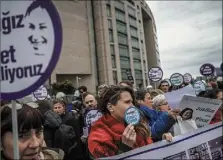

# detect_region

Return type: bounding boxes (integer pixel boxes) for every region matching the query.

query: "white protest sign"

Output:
[100,122,222,160]
[183,73,192,84]
[33,85,48,100]
[1,1,62,100]
[165,84,196,109]
[148,67,163,82]
[84,109,103,127]
[194,81,206,95]
[170,73,184,86]
[179,95,222,128]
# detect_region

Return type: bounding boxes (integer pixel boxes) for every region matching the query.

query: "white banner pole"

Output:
[12,100,20,159]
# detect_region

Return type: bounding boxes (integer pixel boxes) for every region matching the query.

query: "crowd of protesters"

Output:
[1,77,222,160]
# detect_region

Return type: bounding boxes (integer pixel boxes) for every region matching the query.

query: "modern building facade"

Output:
[50,0,160,93]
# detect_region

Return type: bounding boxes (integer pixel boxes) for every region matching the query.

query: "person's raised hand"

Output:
[122,124,136,148]
[168,109,181,119]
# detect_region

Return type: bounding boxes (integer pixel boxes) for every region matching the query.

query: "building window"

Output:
[127,0,134,6]
[132,48,140,59]
[131,37,139,48]
[115,9,125,22]
[118,33,128,45]
[143,60,146,70]
[113,71,118,84]
[141,41,144,50]
[114,1,124,10]
[108,19,112,29]
[111,55,116,68]
[116,21,127,33]
[121,69,129,80]
[110,44,115,55]
[137,5,139,9]
[130,27,138,37]
[136,79,143,88]
[134,59,141,70]
[107,5,111,17]
[129,16,137,27]
[119,45,129,57]
[128,6,136,17]
[135,70,142,79]
[120,57,130,69]
[109,30,113,42]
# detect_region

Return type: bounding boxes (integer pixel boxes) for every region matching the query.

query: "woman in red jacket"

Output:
[88,85,152,159]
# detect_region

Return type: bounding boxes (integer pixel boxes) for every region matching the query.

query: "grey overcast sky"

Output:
[146,1,222,79]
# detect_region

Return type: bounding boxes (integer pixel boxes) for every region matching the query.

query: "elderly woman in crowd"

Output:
[1,102,64,160]
[88,85,152,159]
[135,91,177,142]
[153,94,198,136]
[152,94,171,112]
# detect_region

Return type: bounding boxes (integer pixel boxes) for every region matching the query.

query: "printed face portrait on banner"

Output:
[1,1,62,100]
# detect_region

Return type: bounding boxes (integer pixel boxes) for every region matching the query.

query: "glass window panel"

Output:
[110,44,115,55]
[118,33,128,45]
[108,19,112,29]
[119,45,129,57]
[107,5,111,17]
[143,60,146,70]
[134,59,141,70]
[120,57,130,69]
[132,37,139,48]
[121,69,128,80]
[116,21,126,33]
[130,27,138,37]
[109,30,113,42]
[111,55,116,68]
[129,16,137,27]
[128,6,136,17]
[135,70,142,79]
[132,48,140,59]
[113,71,118,84]
[114,1,124,10]
[115,9,125,22]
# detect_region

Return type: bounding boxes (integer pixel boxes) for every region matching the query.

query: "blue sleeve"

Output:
[140,106,160,125]
[150,112,176,142]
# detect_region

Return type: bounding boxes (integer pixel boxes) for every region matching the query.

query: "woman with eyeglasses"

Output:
[1,103,64,160]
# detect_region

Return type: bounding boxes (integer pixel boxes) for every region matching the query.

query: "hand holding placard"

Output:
[122,124,136,148]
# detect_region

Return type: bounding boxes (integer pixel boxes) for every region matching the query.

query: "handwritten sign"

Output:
[100,122,222,160]
[1,1,62,100]
[179,95,222,128]
[84,109,103,127]
[170,73,184,86]
[200,63,215,76]
[148,67,163,82]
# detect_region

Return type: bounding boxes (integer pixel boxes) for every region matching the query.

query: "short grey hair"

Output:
[152,94,167,109]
